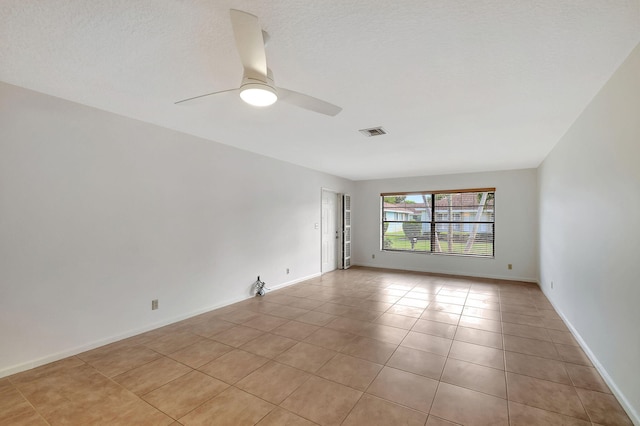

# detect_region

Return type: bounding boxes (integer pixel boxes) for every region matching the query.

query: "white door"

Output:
[321,190,339,273]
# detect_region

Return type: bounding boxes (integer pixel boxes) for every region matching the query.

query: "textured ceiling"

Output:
[1,1,639,180]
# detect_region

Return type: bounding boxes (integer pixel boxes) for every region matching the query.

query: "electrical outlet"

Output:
[286,268,290,274]
[551,281,554,289]
[372,254,375,259]
[508,264,512,270]
[151,299,158,310]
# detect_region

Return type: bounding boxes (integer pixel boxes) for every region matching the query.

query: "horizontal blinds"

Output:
[382,190,495,257]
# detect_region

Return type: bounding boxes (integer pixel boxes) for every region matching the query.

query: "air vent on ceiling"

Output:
[359,127,387,137]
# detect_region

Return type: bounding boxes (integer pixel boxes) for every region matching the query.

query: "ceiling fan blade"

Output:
[175,88,238,105]
[230,9,267,79]
[278,88,342,116]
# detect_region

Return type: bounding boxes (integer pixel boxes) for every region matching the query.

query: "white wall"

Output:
[353,169,538,282]
[0,82,353,377]
[538,43,640,423]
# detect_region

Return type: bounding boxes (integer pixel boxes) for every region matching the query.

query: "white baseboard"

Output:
[540,288,639,426]
[353,262,538,283]
[0,297,240,379]
[0,272,321,379]
[269,272,321,291]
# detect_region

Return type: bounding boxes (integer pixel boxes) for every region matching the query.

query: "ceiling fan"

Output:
[175,9,342,116]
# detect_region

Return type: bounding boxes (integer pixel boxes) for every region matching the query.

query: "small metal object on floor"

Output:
[254,276,270,296]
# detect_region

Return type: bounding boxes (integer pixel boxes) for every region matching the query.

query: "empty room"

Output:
[1,1,639,425]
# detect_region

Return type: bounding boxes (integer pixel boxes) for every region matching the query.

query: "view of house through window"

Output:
[382,189,495,257]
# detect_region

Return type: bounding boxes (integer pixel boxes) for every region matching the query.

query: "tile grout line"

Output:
[427,286,466,423]
[9,379,53,426]
[500,290,511,426]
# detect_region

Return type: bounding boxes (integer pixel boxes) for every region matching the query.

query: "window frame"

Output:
[381,188,495,258]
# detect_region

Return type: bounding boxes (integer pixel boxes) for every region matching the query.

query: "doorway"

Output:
[321,189,339,273]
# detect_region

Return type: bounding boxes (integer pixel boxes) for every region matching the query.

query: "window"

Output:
[381,189,495,257]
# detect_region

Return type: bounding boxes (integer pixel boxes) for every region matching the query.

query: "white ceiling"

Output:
[1,1,639,180]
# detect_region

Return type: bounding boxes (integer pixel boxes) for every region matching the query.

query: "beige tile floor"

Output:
[1,267,633,425]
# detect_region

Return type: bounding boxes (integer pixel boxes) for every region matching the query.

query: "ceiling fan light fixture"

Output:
[240,83,278,107]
